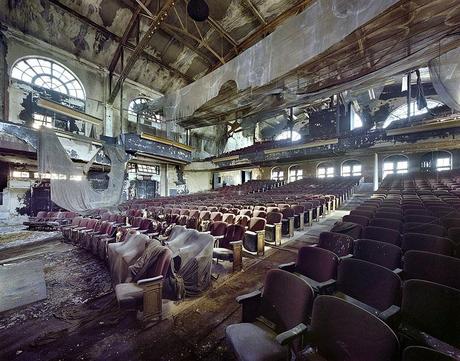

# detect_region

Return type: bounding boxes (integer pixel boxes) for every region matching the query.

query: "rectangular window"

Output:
[318,168,326,179]
[436,158,451,172]
[32,113,53,129]
[326,167,335,178]
[342,166,351,177]
[352,164,362,176]
[12,171,30,178]
[396,161,408,174]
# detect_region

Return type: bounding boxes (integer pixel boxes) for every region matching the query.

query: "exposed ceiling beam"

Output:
[242,0,266,25]
[46,0,191,84]
[206,16,238,51]
[107,0,177,104]
[162,23,225,64]
[108,0,153,73]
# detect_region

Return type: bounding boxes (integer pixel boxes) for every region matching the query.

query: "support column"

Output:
[160,164,168,196]
[374,153,379,191]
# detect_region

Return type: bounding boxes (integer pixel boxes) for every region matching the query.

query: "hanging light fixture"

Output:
[187,0,209,22]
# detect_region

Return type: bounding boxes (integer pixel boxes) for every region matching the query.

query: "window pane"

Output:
[383,162,394,171]
[396,161,408,170]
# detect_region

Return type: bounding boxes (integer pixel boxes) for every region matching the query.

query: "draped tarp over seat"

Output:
[165,227,214,296]
[38,129,128,213]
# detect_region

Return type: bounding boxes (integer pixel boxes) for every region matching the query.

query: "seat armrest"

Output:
[236,290,262,304]
[137,275,163,286]
[278,262,296,273]
[393,268,403,277]
[379,305,400,323]
[275,323,309,346]
[316,279,337,295]
[339,254,353,261]
[229,240,242,246]
[214,235,225,240]
[138,229,148,233]
[265,224,275,229]
[237,290,262,322]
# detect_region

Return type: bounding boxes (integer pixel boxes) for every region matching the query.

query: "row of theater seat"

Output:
[225,228,460,360]
[23,211,77,230]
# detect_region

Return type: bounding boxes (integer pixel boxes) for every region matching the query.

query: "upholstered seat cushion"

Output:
[226,322,288,361]
[115,283,143,309]
[213,247,233,261]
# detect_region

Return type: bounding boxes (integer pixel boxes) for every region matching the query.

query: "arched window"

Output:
[342,160,362,177]
[11,57,85,100]
[289,165,303,182]
[383,155,409,178]
[128,97,162,126]
[317,163,335,179]
[383,99,444,128]
[421,151,452,172]
[271,167,284,181]
[275,130,301,141]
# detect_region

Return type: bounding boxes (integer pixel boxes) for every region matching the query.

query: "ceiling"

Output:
[1,0,308,94]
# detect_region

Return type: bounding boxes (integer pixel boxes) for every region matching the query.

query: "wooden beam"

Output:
[108,0,176,104]
[242,0,266,25]
[108,0,153,73]
[46,0,191,83]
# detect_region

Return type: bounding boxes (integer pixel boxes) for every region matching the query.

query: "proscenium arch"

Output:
[10,56,86,100]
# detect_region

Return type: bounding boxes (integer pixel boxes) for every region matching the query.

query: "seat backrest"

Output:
[350,209,375,219]
[221,224,245,249]
[402,280,460,348]
[79,218,90,228]
[311,295,399,361]
[248,217,266,231]
[71,216,83,226]
[403,215,439,224]
[403,222,446,236]
[362,226,401,246]
[292,205,305,214]
[404,250,460,290]
[354,239,402,270]
[281,208,295,218]
[261,270,314,335]
[337,258,401,311]
[402,232,453,256]
[266,211,282,225]
[318,232,354,257]
[440,217,460,230]
[234,215,250,227]
[342,214,370,227]
[209,221,227,237]
[252,210,267,218]
[222,213,235,224]
[199,211,211,220]
[239,209,252,217]
[402,346,455,361]
[296,246,338,282]
[374,211,402,220]
[267,206,280,213]
[369,218,402,231]
[404,209,431,216]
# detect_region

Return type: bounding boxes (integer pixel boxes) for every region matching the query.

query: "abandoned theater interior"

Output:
[1,0,460,360]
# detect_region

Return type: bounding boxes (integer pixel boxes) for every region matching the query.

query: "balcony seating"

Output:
[213,224,245,272]
[353,239,402,271]
[317,232,354,258]
[398,280,460,358]
[279,246,338,294]
[403,251,460,290]
[302,296,399,361]
[226,269,314,361]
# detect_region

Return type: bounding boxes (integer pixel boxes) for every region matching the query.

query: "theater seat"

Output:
[317,231,354,258]
[353,239,402,271]
[226,270,314,361]
[362,226,401,246]
[302,296,399,361]
[402,233,454,256]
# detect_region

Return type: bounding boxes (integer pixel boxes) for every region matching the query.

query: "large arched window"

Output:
[383,155,409,178]
[289,165,303,182]
[128,97,162,126]
[271,167,284,181]
[421,151,452,172]
[317,163,335,179]
[383,99,444,128]
[342,160,362,177]
[11,57,85,100]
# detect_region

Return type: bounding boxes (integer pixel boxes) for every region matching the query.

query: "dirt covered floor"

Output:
[0,230,321,361]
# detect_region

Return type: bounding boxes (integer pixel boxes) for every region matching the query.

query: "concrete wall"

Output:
[184,170,212,194]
